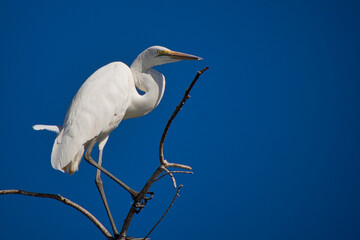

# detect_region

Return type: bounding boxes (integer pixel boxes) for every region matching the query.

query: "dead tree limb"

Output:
[0,189,113,240]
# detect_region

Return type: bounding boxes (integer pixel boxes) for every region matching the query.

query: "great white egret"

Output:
[33,45,202,236]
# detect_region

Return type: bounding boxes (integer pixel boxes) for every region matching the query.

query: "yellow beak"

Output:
[166,50,203,60]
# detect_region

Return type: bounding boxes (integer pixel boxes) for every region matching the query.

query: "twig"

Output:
[162,167,177,188]
[0,189,113,240]
[159,66,209,166]
[155,171,194,183]
[142,185,183,240]
[163,160,192,170]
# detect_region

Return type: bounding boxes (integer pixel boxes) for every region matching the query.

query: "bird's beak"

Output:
[167,50,203,60]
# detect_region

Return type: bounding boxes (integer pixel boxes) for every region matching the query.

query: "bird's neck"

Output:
[125,64,165,119]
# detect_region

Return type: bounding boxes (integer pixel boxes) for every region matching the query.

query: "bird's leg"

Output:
[95,147,119,238]
[84,138,139,199]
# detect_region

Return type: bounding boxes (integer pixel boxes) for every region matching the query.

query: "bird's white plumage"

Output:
[51,62,131,173]
[33,46,201,174]
[33,124,62,133]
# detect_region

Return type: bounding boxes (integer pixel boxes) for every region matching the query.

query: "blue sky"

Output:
[1,0,360,239]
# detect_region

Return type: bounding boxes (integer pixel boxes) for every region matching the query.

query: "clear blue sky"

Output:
[1,0,360,239]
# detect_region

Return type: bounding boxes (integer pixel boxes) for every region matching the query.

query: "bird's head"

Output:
[131,46,202,72]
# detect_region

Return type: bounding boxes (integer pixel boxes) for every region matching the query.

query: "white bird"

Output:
[33,46,201,236]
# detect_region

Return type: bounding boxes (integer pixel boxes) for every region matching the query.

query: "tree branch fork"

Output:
[0,66,209,240]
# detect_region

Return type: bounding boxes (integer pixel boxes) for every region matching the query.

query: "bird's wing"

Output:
[51,62,132,173]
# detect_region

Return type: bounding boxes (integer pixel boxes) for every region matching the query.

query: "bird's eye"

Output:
[157,50,165,56]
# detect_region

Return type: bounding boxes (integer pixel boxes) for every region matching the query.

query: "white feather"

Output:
[33,124,62,133]
[50,62,130,174]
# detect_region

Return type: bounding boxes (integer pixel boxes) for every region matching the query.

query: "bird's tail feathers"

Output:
[51,131,85,175]
[33,124,62,134]
[61,146,84,175]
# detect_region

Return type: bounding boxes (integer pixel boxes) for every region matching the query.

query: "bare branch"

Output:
[159,66,209,166]
[143,185,183,240]
[119,166,164,239]
[155,170,194,183]
[162,167,177,188]
[163,160,192,170]
[0,189,113,240]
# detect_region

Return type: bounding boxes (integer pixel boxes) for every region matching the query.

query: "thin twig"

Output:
[162,167,177,188]
[159,66,209,166]
[155,171,194,183]
[142,185,183,240]
[0,189,113,240]
[163,160,192,170]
